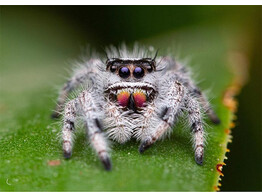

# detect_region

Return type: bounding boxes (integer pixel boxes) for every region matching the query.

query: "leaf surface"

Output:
[0,13,248,191]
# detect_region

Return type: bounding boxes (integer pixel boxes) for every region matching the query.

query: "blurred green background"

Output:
[0,6,261,191]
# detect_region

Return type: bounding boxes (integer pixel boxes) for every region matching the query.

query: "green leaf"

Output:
[0,10,247,191]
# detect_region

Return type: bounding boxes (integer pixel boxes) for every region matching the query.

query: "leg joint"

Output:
[191,121,202,132]
[65,119,75,130]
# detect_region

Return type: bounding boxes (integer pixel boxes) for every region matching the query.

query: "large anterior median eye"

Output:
[119,67,130,78]
[133,67,145,79]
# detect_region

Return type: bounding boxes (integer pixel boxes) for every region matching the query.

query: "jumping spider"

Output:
[52,44,220,171]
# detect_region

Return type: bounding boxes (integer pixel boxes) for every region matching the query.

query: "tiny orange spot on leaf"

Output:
[48,160,61,166]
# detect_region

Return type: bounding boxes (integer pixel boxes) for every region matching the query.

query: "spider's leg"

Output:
[139,81,184,153]
[167,69,220,124]
[191,87,220,124]
[52,64,99,119]
[62,99,79,159]
[176,67,220,124]
[184,93,205,165]
[79,90,111,171]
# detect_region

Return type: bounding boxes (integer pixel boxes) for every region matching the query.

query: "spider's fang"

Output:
[128,94,137,112]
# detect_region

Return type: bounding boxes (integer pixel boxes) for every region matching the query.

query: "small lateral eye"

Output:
[146,65,153,73]
[110,65,117,72]
[142,62,153,72]
[119,67,130,78]
[133,67,145,79]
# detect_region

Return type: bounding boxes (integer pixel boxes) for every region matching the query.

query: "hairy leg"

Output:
[78,90,111,171]
[52,63,99,119]
[139,81,184,153]
[191,87,220,124]
[166,65,220,124]
[184,93,205,165]
[62,99,79,158]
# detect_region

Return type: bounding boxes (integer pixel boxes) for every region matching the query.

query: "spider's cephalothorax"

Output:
[52,44,220,171]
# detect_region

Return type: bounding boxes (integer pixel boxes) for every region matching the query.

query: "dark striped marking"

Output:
[65,119,75,130]
[191,121,202,132]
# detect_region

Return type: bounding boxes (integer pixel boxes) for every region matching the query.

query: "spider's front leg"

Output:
[139,81,184,153]
[138,81,206,165]
[78,90,112,171]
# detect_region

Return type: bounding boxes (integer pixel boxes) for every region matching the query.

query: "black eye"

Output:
[110,65,117,73]
[119,67,130,78]
[133,67,145,79]
[146,65,153,73]
[142,62,153,72]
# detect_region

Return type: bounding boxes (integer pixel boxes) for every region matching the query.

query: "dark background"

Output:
[1,6,261,191]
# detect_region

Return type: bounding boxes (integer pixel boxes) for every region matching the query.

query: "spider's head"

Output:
[105,58,157,111]
[106,58,156,79]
